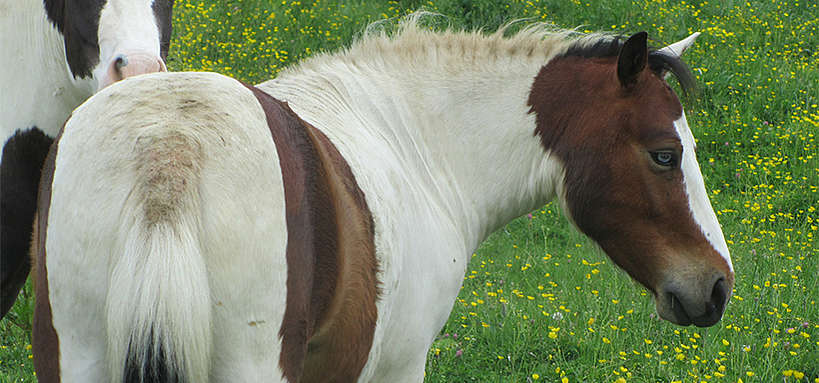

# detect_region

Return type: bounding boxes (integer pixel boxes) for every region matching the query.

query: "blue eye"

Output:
[650,151,677,167]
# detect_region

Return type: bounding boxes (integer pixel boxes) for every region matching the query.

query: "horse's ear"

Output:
[617,32,648,88]
[658,32,701,59]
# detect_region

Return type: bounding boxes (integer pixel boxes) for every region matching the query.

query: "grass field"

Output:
[1,0,817,381]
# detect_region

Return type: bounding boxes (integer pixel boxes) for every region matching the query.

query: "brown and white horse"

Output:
[0,0,174,318]
[33,22,733,382]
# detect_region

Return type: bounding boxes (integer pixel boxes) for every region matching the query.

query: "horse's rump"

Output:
[35,72,289,381]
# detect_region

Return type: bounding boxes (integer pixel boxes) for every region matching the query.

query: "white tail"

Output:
[105,142,212,382]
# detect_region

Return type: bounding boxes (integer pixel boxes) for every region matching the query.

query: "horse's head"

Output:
[528,32,733,327]
[43,0,174,90]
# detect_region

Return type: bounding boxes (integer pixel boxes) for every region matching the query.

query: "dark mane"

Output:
[563,35,697,96]
[563,36,624,58]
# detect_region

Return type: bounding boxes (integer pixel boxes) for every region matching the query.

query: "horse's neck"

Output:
[0,0,93,140]
[265,58,564,249]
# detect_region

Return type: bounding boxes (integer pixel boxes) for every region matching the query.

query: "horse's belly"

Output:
[360,210,470,382]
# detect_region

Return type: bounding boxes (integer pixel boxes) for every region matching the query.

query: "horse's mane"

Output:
[563,35,696,95]
[282,14,593,73]
[281,12,695,94]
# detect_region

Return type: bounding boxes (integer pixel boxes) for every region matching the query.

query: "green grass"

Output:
[2,0,817,381]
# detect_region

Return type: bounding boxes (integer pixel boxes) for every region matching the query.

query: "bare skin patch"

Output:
[133,132,202,227]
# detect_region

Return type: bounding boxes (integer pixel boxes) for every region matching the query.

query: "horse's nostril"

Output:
[711,277,728,312]
[695,277,729,326]
[668,292,691,325]
[114,55,128,70]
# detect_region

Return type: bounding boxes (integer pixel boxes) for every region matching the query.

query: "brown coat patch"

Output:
[31,128,63,382]
[243,83,379,382]
[527,53,728,289]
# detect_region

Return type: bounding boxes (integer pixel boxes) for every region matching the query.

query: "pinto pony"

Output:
[33,22,733,382]
[0,0,174,318]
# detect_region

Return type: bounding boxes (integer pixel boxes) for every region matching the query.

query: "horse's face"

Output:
[43,0,173,90]
[529,32,733,327]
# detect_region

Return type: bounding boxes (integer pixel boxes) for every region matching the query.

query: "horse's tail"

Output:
[105,149,212,383]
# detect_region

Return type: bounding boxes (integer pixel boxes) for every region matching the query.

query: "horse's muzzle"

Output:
[656,271,732,327]
[100,51,167,89]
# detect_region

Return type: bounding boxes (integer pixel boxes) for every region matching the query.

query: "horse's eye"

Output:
[650,151,677,168]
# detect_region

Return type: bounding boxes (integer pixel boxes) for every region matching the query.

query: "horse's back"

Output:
[38,72,289,381]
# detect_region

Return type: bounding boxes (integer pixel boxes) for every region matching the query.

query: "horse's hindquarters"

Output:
[37,72,290,381]
[196,101,289,382]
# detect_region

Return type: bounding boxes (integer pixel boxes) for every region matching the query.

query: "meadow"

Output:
[1,0,817,381]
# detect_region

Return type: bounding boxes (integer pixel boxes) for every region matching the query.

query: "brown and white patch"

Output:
[243,84,380,382]
[31,127,63,383]
[527,33,732,326]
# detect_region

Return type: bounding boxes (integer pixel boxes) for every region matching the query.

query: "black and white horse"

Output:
[0,0,174,317]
